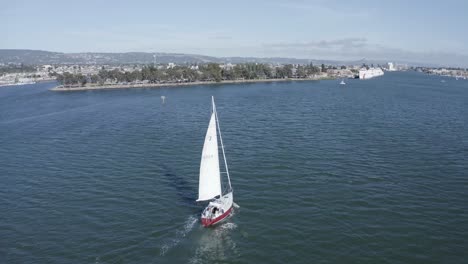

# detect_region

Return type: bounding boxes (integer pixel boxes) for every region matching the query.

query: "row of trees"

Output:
[55,63,325,86]
[56,72,88,86]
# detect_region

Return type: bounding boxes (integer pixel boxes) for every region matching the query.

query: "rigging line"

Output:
[212,96,232,191]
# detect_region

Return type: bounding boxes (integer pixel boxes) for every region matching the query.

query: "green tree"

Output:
[262,65,273,78]
[284,64,293,78]
[233,65,244,79]
[90,74,100,83]
[202,63,222,82]
[296,65,307,78]
[76,73,87,86]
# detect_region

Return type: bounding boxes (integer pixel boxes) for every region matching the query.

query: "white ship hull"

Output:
[359,68,384,79]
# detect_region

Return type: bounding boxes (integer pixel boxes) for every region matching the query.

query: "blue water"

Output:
[1,72,467,263]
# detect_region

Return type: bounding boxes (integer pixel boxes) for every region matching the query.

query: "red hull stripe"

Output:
[201,206,233,227]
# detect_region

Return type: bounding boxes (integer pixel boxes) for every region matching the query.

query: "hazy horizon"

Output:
[2,0,468,67]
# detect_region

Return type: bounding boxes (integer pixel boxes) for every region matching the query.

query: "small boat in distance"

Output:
[340,79,346,85]
[197,96,235,227]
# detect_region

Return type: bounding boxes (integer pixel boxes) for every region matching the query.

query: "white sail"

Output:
[197,112,222,201]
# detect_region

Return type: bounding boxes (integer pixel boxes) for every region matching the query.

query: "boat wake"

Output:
[189,220,239,264]
[218,222,237,230]
[160,215,198,256]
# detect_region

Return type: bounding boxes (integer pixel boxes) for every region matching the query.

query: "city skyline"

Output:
[2,0,468,67]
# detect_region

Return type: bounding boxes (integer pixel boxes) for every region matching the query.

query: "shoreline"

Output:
[50,77,335,91]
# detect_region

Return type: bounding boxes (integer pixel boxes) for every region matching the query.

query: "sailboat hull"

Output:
[200,192,233,227]
[201,206,233,227]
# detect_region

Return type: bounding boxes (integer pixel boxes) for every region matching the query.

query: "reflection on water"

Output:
[190,220,240,264]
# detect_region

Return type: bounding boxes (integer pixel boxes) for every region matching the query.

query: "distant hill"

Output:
[0,49,221,65]
[0,49,384,66]
[0,50,65,64]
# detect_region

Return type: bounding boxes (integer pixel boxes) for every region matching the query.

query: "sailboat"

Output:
[340,79,346,85]
[197,96,234,227]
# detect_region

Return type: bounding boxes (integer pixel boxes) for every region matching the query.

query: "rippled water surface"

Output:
[1,72,467,263]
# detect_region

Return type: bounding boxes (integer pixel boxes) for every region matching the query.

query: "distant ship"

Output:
[340,79,346,85]
[359,68,384,79]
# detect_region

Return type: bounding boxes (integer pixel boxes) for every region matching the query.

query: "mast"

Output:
[212,96,232,191]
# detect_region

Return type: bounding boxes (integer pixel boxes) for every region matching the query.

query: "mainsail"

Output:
[197,110,222,201]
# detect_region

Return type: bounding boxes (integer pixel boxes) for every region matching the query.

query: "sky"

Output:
[2,0,468,66]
